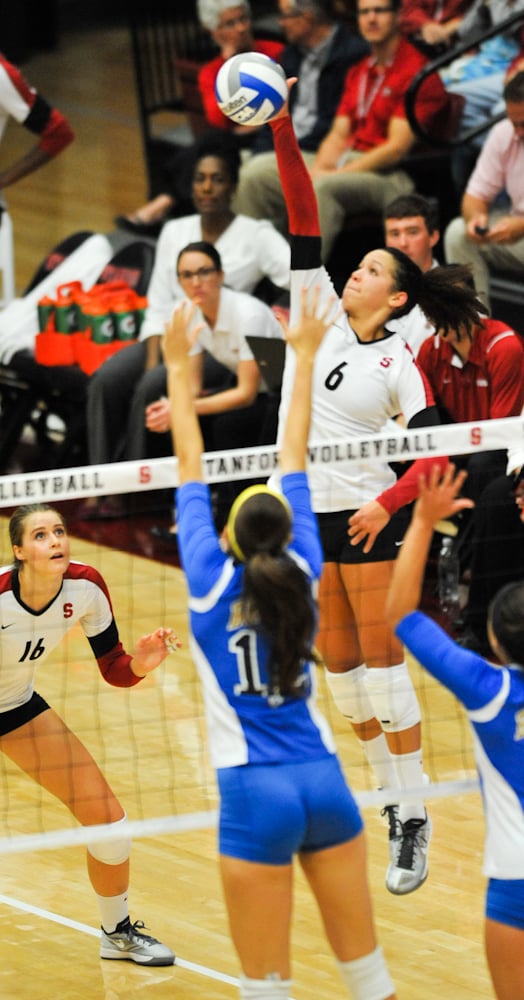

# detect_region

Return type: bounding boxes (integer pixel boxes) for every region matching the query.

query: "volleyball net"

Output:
[0,414,521,857]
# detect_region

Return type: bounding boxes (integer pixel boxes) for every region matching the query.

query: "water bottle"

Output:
[437,536,460,618]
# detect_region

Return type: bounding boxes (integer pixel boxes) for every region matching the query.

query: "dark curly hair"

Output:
[385,249,485,338]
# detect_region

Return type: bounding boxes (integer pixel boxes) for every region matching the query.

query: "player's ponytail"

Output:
[227,487,320,701]
[386,249,484,338]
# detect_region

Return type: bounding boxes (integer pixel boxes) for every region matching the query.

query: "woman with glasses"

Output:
[81,240,282,522]
[145,239,281,458]
[81,131,288,520]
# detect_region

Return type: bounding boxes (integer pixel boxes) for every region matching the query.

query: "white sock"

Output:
[358,733,398,791]
[239,973,292,998]
[393,750,426,822]
[98,891,129,933]
[338,946,395,1000]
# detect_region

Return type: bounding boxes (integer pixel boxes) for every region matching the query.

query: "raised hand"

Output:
[162,301,203,368]
[131,627,182,677]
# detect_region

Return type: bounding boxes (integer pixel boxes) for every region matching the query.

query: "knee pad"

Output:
[364,662,421,733]
[239,974,292,999]
[324,665,375,725]
[338,946,395,1000]
[87,813,131,866]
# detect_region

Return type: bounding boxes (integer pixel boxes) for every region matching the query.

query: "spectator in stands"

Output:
[116,0,284,233]
[400,0,471,56]
[81,241,284,522]
[231,0,370,234]
[442,0,524,190]
[458,412,524,656]
[309,0,450,262]
[235,0,448,259]
[383,192,441,354]
[444,68,524,311]
[0,50,74,207]
[416,300,524,504]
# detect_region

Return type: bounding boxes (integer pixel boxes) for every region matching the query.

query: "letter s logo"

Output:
[139,465,151,484]
[63,603,73,619]
[471,427,482,446]
[380,356,394,369]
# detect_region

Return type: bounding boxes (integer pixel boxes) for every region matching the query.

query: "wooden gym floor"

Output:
[0,15,494,999]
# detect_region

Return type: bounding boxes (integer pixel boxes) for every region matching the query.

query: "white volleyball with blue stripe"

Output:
[215,52,287,127]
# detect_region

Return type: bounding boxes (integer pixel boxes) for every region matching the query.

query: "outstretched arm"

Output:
[384,464,474,628]
[278,287,339,474]
[163,302,205,484]
[269,81,321,241]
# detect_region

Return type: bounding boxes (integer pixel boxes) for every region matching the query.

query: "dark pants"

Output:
[464,474,524,643]
[86,341,277,467]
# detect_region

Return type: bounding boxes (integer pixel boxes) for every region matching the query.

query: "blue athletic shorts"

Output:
[486,878,524,929]
[0,691,50,737]
[217,755,363,865]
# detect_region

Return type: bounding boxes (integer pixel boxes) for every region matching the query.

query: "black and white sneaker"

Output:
[100,917,175,966]
[381,802,401,863]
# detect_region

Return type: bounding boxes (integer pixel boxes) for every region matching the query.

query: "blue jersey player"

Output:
[164,292,397,1000]
[385,462,524,1000]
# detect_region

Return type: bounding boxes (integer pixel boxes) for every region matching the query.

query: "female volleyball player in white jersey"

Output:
[386,463,524,1000]
[164,294,397,1000]
[267,91,484,897]
[0,508,179,965]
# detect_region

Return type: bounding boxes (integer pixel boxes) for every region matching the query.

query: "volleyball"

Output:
[215,52,287,127]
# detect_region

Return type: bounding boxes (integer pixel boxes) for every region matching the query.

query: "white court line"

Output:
[0,893,239,987]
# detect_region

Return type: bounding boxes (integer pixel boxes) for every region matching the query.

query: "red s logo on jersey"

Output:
[380,356,394,369]
[63,603,73,619]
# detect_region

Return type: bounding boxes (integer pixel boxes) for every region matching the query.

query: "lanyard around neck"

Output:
[356,60,388,120]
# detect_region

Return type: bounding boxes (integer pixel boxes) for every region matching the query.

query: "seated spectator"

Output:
[458,412,524,656]
[81,243,283,522]
[236,0,448,261]
[441,0,524,190]
[231,0,370,234]
[400,0,471,57]
[116,0,285,234]
[444,68,524,311]
[416,296,524,575]
[383,192,441,354]
[136,131,289,376]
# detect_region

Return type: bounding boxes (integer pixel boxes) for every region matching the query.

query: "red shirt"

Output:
[417,319,524,422]
[198,39,284,130]
[336,37,448,151]
[399,0,469,35]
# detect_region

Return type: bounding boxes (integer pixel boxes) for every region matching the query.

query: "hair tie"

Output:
[227,485,292,562]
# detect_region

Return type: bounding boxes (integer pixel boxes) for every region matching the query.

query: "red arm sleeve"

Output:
[376,454,449,515]
[37,107,75,156]
[96,641,142,688]
[269,116,321,237]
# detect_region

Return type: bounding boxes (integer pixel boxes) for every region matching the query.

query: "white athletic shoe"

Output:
[100,917,175,966]
[386,812,432,895]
